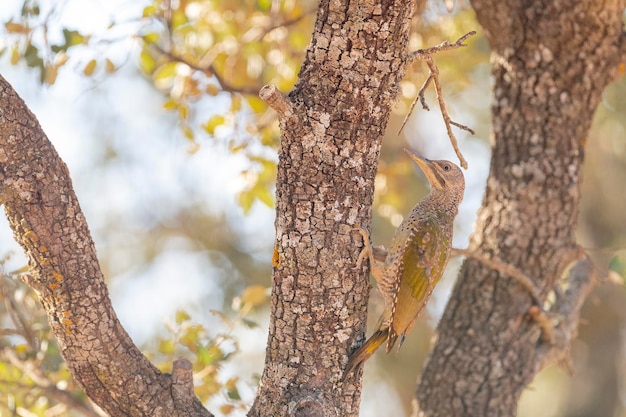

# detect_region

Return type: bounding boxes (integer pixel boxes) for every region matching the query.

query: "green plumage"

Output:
[345,150,464,378]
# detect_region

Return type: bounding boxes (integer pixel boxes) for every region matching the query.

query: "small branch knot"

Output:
[259,85,295,119]
[171,358,195,404]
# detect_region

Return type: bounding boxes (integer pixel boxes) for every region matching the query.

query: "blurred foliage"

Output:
[1,0,625,416]
[0,251,270,416]
[149,284,269,414]
[0,254,96,416]
[1,0,490,213]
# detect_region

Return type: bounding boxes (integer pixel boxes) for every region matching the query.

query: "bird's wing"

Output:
[387,216,449,351]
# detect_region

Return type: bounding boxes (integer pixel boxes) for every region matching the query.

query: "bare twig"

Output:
[151,44,259,96]
[0,349,103,417]
[451,247,541,304]
[528,306,555,344]
[400,31,476,169]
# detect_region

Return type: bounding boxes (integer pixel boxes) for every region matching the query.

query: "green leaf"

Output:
[203,115,226,135]
[609,255,626,277]
[139,50,156,74]
[252,183,274,208]
[142,32,160,44]
[158,339,176,354]
[175,310,191,325]
[237,189,254,214]
[197,344,222,366]
[142,5,157,17]
[23,43,43,68]
[241,318,259,329]
[153,62,177,82]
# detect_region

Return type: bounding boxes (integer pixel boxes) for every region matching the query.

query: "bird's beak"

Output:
[404,148,444,190]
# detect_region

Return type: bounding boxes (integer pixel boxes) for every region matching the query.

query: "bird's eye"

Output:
[443,164,451,171]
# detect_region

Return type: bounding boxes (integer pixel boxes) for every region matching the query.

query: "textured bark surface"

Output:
[0,75,212,417]
[249,0,416,415]
[415,1,625,416]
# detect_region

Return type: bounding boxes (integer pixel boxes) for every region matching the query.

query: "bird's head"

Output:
[404,148,465,202]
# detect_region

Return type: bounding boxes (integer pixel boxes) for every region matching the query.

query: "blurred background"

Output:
[0,0,624,416]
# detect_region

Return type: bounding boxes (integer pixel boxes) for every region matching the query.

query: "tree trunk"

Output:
[248,0,417,415]
[415,1,625,416]
[0,76,212,417]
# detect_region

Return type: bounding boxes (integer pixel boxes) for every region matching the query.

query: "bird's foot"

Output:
[353,225,374,270]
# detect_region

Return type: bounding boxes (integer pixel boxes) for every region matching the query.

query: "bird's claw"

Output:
[353,225,374,270]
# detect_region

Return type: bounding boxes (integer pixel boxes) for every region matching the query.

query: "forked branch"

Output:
[401,31,476,169]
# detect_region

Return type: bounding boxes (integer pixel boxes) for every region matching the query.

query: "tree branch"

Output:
[0,75,212,417]
[452,247,541,304]
[535,257,596,371]
[401,31,476,169]
[259,85,295,120]
[150,44,259,96]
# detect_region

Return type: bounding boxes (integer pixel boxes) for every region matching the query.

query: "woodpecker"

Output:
[345,149,465,377]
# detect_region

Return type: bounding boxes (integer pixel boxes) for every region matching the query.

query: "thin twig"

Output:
[528,306,555,344]
[451,247,542,304]
[400,31,476,169]
[151,44,259,96]
[417,74,433,111]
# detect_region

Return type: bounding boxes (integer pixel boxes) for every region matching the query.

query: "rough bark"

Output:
[0,75,212,417]
[249,0,416,415]
[415,1,625,416]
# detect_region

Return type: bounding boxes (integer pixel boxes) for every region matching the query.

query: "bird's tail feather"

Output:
[343,327,389,380]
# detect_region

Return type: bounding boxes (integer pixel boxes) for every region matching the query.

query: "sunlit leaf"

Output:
[139,50,156,74]
[226,378,241,400]
[238,189,254,214]
[246,96,267,113]
[220,404,235,415]
[231,95,242,112]
[163,99,178,110]
[105,58,116,73]
[203,115,226,135]
[206,84,220,96]
[158,339,176,355]
[175,310,191,325]
[153,62,177,84]
[54,51,70,67]
[241,318,259,328]
[240,285,268,308]
[23,43,43,69]
[142,32,160,44]
[5,22,29,34]
[83,59,97,76]
[142,5,157,17]
[197,344,222,366]
[44,65,58,85]
[171,9,188,30]
[253,183,274,208]
[67,29,86,46]
[182,125,194,140]
[10,45,20,65]
[257,0,272,11]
